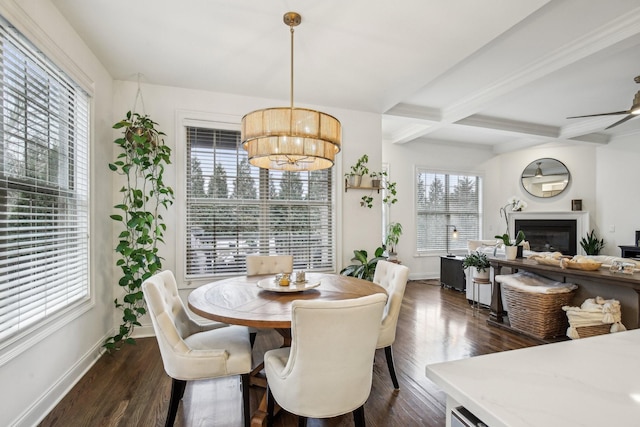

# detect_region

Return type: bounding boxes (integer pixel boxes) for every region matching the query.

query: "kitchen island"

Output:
[426,329,640,427]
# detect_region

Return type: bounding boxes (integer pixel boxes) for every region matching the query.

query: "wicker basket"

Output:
[503,284,576,339]
[574,324,611,339]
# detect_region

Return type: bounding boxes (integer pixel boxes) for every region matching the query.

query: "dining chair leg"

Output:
[165,378,187,427]
[297,416,308,427]
[250,331,257,348]
[384,345,400,389]
[266,384,275,427]
[241,374,250,427]
[353,405,366,427]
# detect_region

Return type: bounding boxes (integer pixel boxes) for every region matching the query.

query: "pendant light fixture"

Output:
[241,12,342,171]
[534,161,543,177]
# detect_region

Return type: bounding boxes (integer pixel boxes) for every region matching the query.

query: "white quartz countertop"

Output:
[425,329,640,427]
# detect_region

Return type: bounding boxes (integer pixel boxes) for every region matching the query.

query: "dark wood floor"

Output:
[39,280,541,427]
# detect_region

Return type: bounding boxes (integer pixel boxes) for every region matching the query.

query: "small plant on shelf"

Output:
[345,154,369,187]
[580,229,605,255]
[370,170,398,205]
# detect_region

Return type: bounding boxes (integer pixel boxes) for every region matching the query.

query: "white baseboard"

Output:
[11,323,155,427]
[11,336,107,427]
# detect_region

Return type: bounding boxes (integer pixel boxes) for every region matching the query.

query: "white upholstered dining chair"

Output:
[142,270,253,427]
[245,254,294,346]
[373,260,410,389]
[264,293,387,427]
[246,254,294,276]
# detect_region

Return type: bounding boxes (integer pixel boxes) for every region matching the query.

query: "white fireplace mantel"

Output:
[508,211,590,255]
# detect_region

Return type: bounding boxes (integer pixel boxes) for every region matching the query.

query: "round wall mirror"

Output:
[521,158,570,198]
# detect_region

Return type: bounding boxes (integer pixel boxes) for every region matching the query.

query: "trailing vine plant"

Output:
[104,111,174,351]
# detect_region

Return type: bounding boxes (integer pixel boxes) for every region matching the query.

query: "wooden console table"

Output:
[488,257,640,338]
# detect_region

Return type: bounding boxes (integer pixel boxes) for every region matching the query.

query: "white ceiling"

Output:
[51,0,640,153]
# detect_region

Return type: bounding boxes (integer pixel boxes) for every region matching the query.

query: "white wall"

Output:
[595,134,640,252]
[0,1,114,426]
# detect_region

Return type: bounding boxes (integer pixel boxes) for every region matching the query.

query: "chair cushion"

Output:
[179,325,252,379]
[373,261,410,348]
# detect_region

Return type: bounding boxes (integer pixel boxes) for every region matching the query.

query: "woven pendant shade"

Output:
[241,107,341,171]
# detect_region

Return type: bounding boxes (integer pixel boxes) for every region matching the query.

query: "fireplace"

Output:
[508,211,589,255]
[515,219,577,255]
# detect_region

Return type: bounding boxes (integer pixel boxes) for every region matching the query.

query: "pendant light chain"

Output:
[290,25,295,110]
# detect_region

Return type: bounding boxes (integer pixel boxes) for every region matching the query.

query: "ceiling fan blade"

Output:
[567,110,630,119]
[604,114,635,129]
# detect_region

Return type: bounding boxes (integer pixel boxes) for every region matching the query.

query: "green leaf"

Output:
[110,214,123,221]
[353,250,368,264]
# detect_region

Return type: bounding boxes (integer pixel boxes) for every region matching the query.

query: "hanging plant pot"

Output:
[371,179,381,188]
[125,126,158,148]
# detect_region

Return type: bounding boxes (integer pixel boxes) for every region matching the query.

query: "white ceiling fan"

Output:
[567,75,640,129]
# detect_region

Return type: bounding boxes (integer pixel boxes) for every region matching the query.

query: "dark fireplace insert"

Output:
[514,219,577,255]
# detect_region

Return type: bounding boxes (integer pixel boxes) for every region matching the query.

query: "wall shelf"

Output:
[344,179,381,193]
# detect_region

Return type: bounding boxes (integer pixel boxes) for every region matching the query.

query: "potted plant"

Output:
[580,229,605,255]
[345,154,369,187]
[370,170,398,205]
[385,222,403,260]
[462,250,491,279]
[340,247,386,281]
[495,230,526,246]
[105,111,174,351]
[495,230,526,260]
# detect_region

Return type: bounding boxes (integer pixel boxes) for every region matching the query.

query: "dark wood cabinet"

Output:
[440,256,466,291]
[619,245,640,259]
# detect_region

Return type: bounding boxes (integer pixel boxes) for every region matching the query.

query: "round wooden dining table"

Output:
[187,272,387,427]
[188,272,387,329]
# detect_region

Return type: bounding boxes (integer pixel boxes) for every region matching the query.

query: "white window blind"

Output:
[416,169,481,253]
[0,17,90,343]
[185,126,335,278]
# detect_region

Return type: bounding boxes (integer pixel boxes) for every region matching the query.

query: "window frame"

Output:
[176,111,338,285]
[415,166,483,256]
[0,14,92,361]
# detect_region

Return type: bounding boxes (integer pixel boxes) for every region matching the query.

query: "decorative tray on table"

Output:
[562,260,602,271]
[256,278,321,293]
[532,257,562,267]
[530,254,566,267]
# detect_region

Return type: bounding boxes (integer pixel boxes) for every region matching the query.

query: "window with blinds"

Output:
[0,17,90,344]
[416,169,481,253]
[185,126,335,278]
